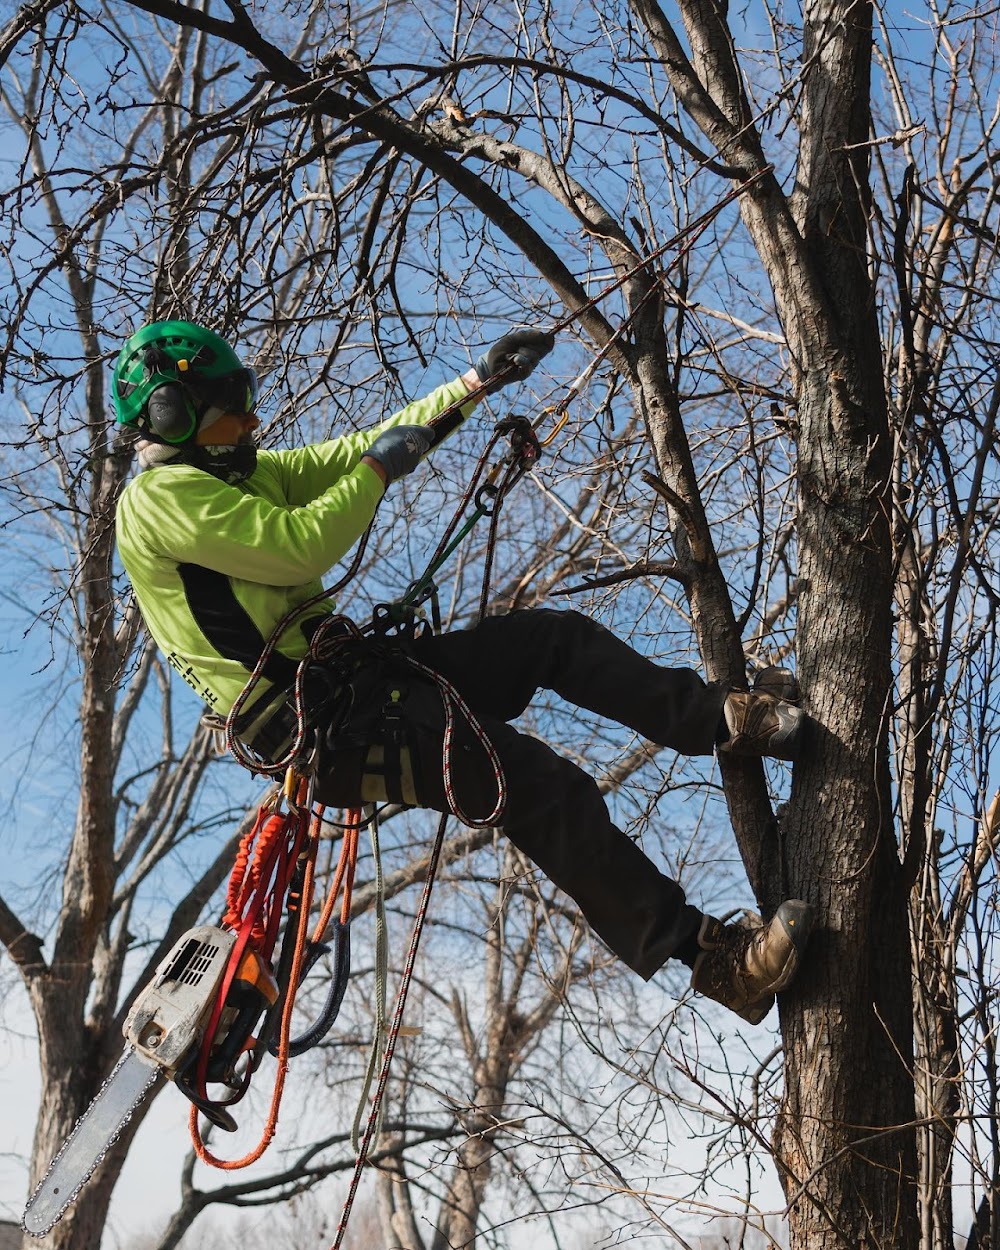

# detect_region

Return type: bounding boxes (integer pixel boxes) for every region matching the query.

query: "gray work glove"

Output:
[474,328,555,395]
[364,424,433,485]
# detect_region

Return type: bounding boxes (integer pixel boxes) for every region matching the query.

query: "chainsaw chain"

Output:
[22,1046,162,1238]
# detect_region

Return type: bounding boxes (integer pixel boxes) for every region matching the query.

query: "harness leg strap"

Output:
[359,689,419,806]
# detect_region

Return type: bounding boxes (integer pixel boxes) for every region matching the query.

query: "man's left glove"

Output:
[364,424,433,485]
[474,328,555,395]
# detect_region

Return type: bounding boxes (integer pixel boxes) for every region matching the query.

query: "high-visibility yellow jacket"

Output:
[116,378,473,728]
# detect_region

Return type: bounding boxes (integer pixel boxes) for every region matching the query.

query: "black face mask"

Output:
[182,443,258,484]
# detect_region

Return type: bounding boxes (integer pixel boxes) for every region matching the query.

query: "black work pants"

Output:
[312,609,727,979]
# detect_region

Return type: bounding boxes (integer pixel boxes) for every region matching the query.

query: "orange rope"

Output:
[191,830,316,1170]
[311,808,361,943]
[190,830,318,1160]
[190,818,318,1169]
[223,811,290,945]
[190,802,362,1171]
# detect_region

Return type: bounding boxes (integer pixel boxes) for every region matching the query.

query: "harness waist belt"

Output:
[245,698,300,762]
[236,666,354,763]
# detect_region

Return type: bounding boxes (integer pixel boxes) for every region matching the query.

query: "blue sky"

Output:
[2,0,999,1243]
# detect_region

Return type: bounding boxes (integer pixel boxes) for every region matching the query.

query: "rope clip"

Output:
[473,481,500,514]
[536,404,569,448]
[284,766,315,814]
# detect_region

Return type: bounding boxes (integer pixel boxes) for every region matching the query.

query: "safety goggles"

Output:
[204,367,259,416]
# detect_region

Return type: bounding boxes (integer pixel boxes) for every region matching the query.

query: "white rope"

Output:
[351,804,389,1152]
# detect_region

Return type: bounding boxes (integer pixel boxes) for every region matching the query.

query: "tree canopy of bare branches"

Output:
[1,1,999,1248]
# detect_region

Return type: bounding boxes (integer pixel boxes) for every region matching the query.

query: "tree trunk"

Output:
[772,0,919,1241]
[911,913,960,1250]
[20,436,140,1250]
[433,1079,505,1250]
[626,0,922,1233]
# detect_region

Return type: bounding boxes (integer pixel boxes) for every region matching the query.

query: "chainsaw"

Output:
[22,924,281,1237]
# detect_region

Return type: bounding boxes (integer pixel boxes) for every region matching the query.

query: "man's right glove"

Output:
[474,328,555,395]
[364,424,433,485]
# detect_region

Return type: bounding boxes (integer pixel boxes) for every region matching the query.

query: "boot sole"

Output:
[722,705,807,761]
[741,993,776,1026]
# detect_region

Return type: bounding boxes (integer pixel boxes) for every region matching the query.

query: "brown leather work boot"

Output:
[719,691,805,760]
[752,664,801,704]
[690,900,815,1024]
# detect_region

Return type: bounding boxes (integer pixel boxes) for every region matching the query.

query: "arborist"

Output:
[113,319,814,1025]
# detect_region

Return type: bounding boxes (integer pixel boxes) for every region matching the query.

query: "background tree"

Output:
[2,0,999,1248]
[0,10,725,1249]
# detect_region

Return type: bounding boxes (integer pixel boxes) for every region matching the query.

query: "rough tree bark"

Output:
[625,0,919,1241]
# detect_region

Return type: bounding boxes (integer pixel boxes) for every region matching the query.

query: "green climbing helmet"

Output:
[113,320,259,444]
